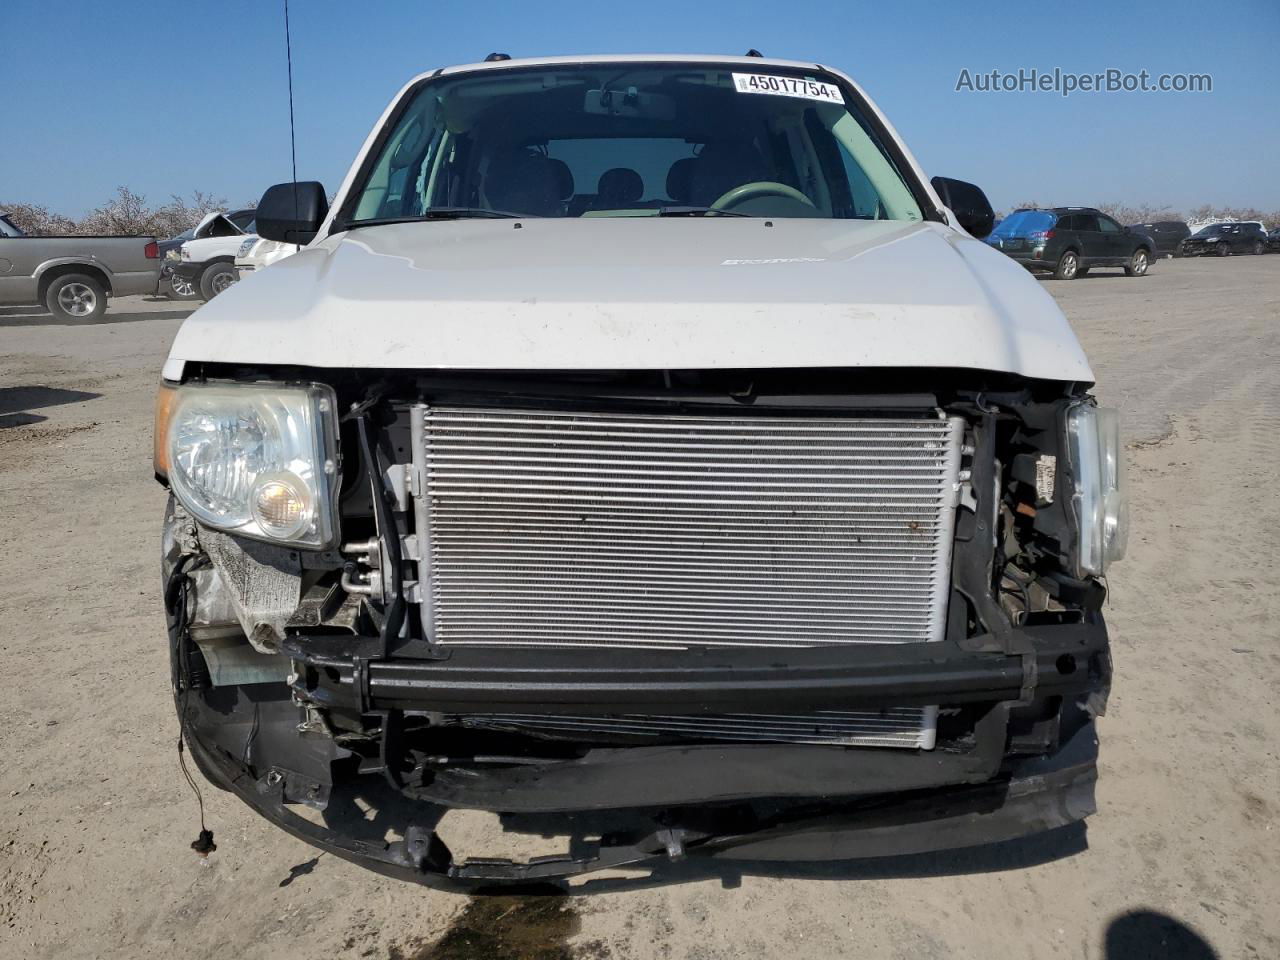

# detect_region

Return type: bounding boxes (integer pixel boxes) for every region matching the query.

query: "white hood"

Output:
[163,217,1093,383]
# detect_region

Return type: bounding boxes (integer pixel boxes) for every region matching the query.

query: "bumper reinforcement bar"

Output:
[285,622,1108,716]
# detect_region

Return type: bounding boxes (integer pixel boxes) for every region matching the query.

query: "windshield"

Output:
[991,211,1055,237]
[344,63,925,224]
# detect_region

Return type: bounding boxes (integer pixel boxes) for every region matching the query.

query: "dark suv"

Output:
[1181,222,1268,257]
[986,207,1154,280]
[1127,220,1190,258]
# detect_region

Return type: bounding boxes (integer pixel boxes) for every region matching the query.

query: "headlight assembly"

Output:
[161,382,338,548]
[1066,403,1128,577]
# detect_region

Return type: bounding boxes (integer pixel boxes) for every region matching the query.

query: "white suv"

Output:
[156,54,1124,887]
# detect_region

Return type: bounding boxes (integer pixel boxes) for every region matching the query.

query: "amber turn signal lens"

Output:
[153,381,178,477]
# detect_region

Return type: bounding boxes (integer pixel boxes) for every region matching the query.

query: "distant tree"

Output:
[78,186,152,235]
[1,187,229,238]
[0,201,77,235]
[1096,201,1185,225]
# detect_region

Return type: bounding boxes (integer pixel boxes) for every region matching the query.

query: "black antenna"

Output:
[284,0,299,226]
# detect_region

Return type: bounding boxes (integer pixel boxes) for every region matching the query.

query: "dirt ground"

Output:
[2,255,1278,960]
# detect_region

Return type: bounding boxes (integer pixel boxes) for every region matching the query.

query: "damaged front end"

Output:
[158,367,1120,888]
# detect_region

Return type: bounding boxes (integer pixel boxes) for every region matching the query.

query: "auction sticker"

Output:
[731,73,844,104]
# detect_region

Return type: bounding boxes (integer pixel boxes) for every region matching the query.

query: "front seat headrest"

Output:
[484,149,563,216]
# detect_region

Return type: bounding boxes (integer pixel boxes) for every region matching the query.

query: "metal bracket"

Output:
[384,463,413,512]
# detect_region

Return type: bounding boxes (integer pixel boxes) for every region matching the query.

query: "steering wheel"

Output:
[710,181,816,213]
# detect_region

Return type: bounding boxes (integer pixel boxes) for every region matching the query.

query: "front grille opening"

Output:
[454,706,940,749]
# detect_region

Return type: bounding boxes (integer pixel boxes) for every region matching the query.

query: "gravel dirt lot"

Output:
[2,255,1278,960]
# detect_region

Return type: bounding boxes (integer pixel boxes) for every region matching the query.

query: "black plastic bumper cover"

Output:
[184,716,1099,889]
[179,618,1107,886]
[169,261,205,282]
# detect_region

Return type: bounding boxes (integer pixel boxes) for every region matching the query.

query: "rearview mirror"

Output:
[930,177,995,239]
[583,87,675,120]
[256,181,328,245]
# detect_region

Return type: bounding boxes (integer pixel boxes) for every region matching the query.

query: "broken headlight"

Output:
[1066,403,1128,577]
[163,382,338,548]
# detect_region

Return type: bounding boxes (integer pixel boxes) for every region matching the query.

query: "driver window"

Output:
[1097,216,1121,233]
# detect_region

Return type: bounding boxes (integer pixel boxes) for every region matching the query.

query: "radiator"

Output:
[411,405,965,651]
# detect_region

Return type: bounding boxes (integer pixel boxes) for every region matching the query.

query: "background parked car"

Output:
[162,209,256,300]
[1267,227,1280,252]
[171,208,257,299]
[0,211,160,320]
[1127,220,1190,259]
[1180,222,1268,257]
[156,226,196,300]
[985,207,1154,280]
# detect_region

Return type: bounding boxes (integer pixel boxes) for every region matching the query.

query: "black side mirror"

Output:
[930,176,995,239]
[256,181,328,244]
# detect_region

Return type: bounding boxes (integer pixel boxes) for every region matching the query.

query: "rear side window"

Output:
[1075,214,1100,232]
[1057,215,1078,231]
[991,211,1055,236]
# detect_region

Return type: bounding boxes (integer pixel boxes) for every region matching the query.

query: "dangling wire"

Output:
[167,554,216,856]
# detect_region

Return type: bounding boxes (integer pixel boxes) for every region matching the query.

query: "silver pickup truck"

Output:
[0,213,161,320]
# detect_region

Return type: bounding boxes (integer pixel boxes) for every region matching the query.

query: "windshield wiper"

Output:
[656,206,750,218]
[345,208,533,231]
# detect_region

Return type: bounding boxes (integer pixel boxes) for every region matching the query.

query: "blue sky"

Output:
[3,0,1276,216]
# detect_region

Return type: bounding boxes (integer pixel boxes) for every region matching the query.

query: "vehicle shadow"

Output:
[554,823,1089,894]
[1037,273,1139,283]
[1104,910,1219,959]
[0,305,194,327]
[0,385,101,429]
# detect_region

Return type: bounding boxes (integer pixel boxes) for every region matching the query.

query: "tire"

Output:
[1075,267,1091,276]
[45,273,107,321]
[1052,250,1079,280]
[165,273,200,301]
[199,262,237,300]
[1253,241,1265,256]
[1124,248,1150,277]
[1217,242,1231,257]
